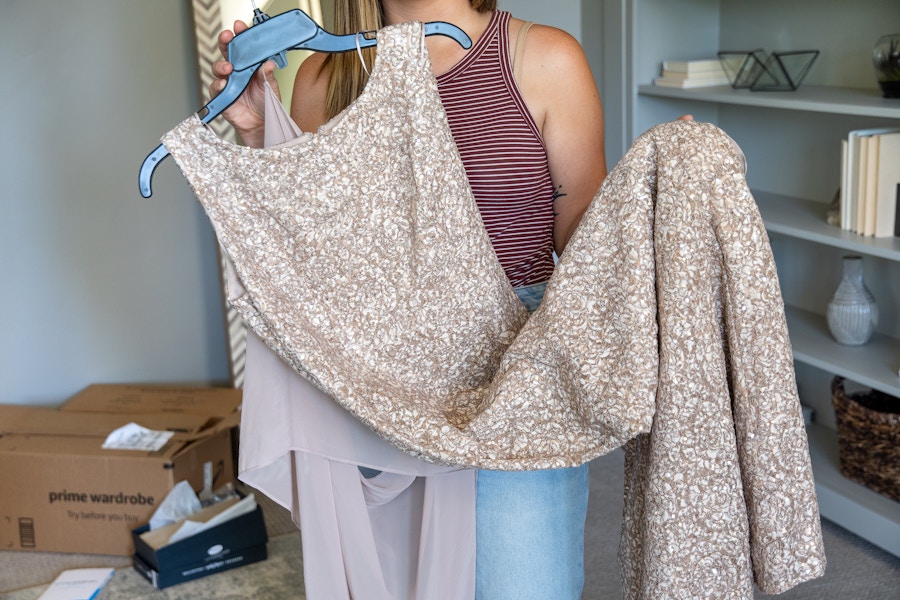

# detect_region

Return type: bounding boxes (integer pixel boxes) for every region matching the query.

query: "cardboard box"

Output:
[62,384,242,418]
[0,384,242,556]
[131,497,268,589]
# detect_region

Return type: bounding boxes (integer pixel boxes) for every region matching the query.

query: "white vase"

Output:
[827,256,878,346]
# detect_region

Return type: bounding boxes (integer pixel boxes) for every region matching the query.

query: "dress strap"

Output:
[513,21,533,82]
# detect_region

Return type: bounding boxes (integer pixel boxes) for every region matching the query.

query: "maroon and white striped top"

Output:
[437,10,556,288]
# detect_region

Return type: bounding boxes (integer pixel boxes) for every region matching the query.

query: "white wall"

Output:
[1,0,231,405]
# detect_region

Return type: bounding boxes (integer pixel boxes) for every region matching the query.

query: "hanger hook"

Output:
[355,30,374,76]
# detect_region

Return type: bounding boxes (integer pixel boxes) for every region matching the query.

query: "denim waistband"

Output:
[514,282,548,314]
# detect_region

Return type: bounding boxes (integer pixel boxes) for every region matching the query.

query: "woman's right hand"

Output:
[210,20,282,148]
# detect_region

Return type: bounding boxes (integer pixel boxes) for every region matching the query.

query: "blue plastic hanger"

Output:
[139,8,472,198]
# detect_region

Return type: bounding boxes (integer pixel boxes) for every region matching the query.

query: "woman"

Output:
[211,1,606,597]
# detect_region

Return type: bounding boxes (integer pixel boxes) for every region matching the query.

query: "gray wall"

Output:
[499,1,610,162]
[0,0,599,407]
[1,1,230,406]
[499,0,582,43]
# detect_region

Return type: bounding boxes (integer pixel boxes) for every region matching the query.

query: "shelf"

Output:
[806,424,900,557]
[637,84,900,119]
[755,192,900,262]
[759,193,900,397]
[625,0,900,555]
[785,305,900,398]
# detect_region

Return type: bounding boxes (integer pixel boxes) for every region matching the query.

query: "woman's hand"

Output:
[209,20,281,148]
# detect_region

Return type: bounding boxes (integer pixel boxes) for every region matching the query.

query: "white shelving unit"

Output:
[807,424,900,557]
[753,192,900,262]
[637,84,900,119]
[602,0,900,557]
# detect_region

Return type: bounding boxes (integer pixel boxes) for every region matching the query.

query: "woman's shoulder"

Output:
[294,51,330,90]
[507,15,586,66]
[507,14,593,103]
[291,52,331,132]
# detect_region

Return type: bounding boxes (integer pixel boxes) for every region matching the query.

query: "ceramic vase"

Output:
[827,256,878,345]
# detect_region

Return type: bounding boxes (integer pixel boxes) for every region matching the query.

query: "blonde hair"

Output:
[323,0,497,119]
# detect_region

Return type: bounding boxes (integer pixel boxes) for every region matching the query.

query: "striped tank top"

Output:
[437,10,556,288]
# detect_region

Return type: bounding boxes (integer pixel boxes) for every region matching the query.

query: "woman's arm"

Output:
[514,22,607,256]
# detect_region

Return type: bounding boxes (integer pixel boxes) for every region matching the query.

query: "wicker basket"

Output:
[831,376,900,502]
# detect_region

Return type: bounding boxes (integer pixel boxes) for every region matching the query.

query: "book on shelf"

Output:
[894,183,900,238]
[864,136,879,237]
[840,139,850,232]
[655,58,728,88]
[661,58,724,74]
[841,127,900,237]
[659,68,728,82]
[653,76,730,88]
[874,132,900,238]
[844,135,860,232]
[857,135,872,236]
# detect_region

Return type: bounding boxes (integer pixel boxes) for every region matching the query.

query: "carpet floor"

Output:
[1,450,898,599]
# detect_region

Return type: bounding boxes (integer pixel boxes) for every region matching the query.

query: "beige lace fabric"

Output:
[161,21,656,470]
[161,20,825,595]
[608,122,827,597]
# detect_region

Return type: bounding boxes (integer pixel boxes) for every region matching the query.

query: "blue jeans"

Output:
[476,464,589,600]
[475,282,590,600]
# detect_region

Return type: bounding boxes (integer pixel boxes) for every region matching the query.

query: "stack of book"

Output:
[840,128,900,237]
[654,58,730,88]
